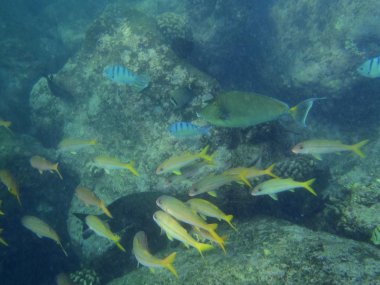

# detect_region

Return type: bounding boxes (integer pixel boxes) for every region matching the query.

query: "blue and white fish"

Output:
[357,57,380,78]
[169,122,211,138]
[103,65,150,91]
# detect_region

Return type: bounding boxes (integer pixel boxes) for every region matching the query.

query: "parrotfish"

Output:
[21,215,67,256]
[357,57,380,78]
[156,145,214,175]
[169,122,211,139]
[199,91,321,128]
[0,169,21,206]
[75,186,113,218]
[251,178,317,200]
[85,215,126,252]
[156,195,225,252]
[292,139,369,160]
[57,138,97,153]
[103,65,150,92]
[30,156,63,180]
[186,198,237,231]
[93,155,139,176]
[153,210,214,256]
[133,231,178,278]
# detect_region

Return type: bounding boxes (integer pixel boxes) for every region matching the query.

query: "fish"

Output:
[251,178,317,200]
[133,231,178,278]
[156,195,225,252]
[169,122,211,139]
[30,156,63,180]
[0,119,12,134]
[103,65,150,92]
[223,164,277,188]
[93,155,139,176]
[156,145,214,175]
[170,87,193,109]
[75,186,113,218]
[357,57,380,78]
[188,174,236,197]
[0,169,21,206]
[198,91,321,128]
[190,227,227,248]
[153,210,214,256]
[21,215,67,256]
[292,139,369,160]
[0,228,8,246]
[56,273,75,285]
[57,138,97,153]
[186,198,237,231]
[85,215,126,252]
[370,225,380,245]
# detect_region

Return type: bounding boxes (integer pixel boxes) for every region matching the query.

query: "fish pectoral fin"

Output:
[269,194,278,201]
[312,154,322,160]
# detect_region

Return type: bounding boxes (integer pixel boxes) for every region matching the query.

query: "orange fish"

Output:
[0,169,21,206]
[75,186,113,218]
[30,156,63,179]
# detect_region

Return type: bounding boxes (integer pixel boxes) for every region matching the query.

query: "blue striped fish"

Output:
[169,122,211,138]
[357,57,380,78]
[103,65,150,91]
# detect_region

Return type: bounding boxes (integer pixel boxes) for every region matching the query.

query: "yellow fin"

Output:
[224,214,237,232]
[195,242,214,257]
[126,162,139,176]
[116,241,126,252]
[350,139,369,158]
[172,170,182,175]
[54,163,63,180]
[265,164,278,178]
[100,201,113,218]
[207,191,217,197]
[302,178,317,196]
[162,252,178,278]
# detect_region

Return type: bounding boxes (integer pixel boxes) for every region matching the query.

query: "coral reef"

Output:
[70,268,100,285]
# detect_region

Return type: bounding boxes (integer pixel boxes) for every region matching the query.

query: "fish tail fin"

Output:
[350,139,369,158]
[162,252,178,278]
[264,163,278,178]
[207,228,226,254]
[54,163,63,180]
[126,162,139,176]
[303,178,317,196]
[15,193,22,207]
[116,241,126,252]
[0,210,4,215]
[58,242,68,256]
[199,145,214,164]
[225,215,238,232]
[113,234,126,252]
[100,201,113,218]
[195,242,214,257]
[238,172,252,188]
[90,139,97,145]
[0,237,8,246]
[289,98,324,126]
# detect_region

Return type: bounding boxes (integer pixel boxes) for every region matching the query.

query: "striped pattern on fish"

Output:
[103,65,150,91]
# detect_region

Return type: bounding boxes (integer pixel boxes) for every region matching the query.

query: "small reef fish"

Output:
[57,138,97,153]
[169,122,211,139]
[292,139,369,160]
[199,91,322,128]
[156,145,214,175]
[56,273,74,285]
[133,231,178,278]
[153,210,214,256]
[371,225,380,245]
[357,57,380,78]
[21,215,67,256]
[186,198,237,231]
[190,227,227,248]
[223,164,277,188]
[156,195,225,252]
[0,169,21,205]
[0,119,12,133]
[85,215,126,252]
[93,155,139,176]
[251,178,317,200]
[103,65,150,92]
[30,156,63,179]
[188,173,236,197]
[0,228,8,246]
[75,186,113,218]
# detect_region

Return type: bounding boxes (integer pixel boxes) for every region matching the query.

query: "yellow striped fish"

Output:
[0,169,21,206]
[75,186,112,218]
[93,155,139,176]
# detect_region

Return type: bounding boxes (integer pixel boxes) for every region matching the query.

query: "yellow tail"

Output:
[207,227,226,254]
[195,242,214,257]
[265,164,278,178]
[100,201,113,218]
[198,145,214,164]
[126,162,139,176]
[0,237,8,246]
[116,241,126,252]
[224,214,237,232]
[113,234,126,252]
[350,139,369,158]
[54,163,63,180]
[302,178,317,196]
[238,170,252,188]
[162,252,178,278]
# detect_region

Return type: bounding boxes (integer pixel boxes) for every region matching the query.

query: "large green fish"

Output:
[198,91,319,128]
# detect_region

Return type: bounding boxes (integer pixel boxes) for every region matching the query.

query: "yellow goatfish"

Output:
[85,215,126,252]
[251,178,317,200]
[223,164,277,188]
[57,138,97,154]
[153,210,213,256]
[56,273,74,285]
[93,155,139,176]
[30,156,63,179]
[292,139,369,160]
[190,227,227,246]
[188,174,236,197]
[0,228,8,246]
[75,186,113,218]
[186,198,237,231]
[21,215,67,256]
[156,195,225,253]
[156,145,214,175]
[133,231,178,278]
[0,169,21,206]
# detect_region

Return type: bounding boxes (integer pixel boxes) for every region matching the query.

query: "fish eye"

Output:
[298,145,304,149]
